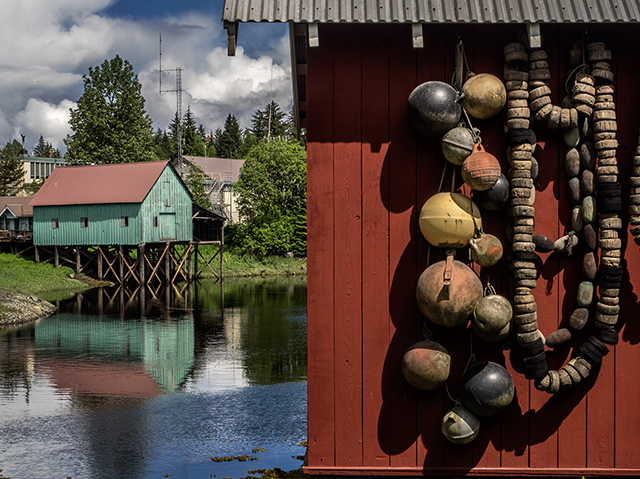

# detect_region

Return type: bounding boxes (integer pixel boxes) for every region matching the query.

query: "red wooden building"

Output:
[224,1,640,476]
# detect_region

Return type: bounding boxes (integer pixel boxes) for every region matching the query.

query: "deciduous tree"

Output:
[64,55,157,164]
[232,139,307,257]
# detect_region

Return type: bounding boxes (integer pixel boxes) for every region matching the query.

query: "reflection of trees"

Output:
[0,324,36,400]
[225,278,307,385]
[189,277,308,385]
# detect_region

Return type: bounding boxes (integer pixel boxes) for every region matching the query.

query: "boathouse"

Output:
[224,1,640,477]
[30,160,224,284]
[31,161,192,246]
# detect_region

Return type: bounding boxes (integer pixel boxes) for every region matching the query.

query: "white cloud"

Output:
[14,99,76,151]
[0,0,292,153]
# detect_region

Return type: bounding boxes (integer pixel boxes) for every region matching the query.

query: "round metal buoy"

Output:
[408,81,463,137]
[473,285,513,336]
[461,73,507,120]
[416,251,483,328]
[472,317,512,343]
[459,361,515,417]
[462,144,502,191]
[469,233,503,267]
[441,126,477,165]
[472,174,509,211]
[401,339,451,391]
[441,406,481,445]
[419,193,482,248]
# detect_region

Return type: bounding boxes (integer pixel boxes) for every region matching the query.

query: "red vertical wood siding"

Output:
[306,22,640,477]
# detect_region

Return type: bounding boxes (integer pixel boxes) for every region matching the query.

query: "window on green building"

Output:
[80,217,88,228]
[51,218,58,229]
[120,216,129,227]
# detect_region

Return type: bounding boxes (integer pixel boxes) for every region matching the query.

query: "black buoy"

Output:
[459,361,514,417]
[473,174,509,211]
[407,81,462,137]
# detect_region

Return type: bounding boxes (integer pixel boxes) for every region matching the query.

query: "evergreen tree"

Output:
[64,55,157,164]
[250,101,287,139]
[216,114,243,159]
[182,106,206,157]
[0,141,26,195]
[153,128,175,160]
[33,135,61,158]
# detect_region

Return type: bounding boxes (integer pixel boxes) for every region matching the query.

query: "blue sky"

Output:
[0,0,291,153]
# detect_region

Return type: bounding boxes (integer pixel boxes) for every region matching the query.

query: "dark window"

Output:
[80,217,88,228]
[51,218,59,229]
[153,216,158,227]
[120,216,129,227]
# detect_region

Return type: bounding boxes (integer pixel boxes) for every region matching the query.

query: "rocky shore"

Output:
[0,289,57,326]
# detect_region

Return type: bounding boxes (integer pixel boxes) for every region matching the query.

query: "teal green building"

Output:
[31,161,193,246]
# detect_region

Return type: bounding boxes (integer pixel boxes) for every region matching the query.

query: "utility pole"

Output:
[159,33,184,176]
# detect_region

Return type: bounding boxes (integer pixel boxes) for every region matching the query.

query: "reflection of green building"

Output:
[35,314,194,393]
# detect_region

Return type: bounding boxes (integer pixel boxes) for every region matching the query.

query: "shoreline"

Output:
[0,289,57,326]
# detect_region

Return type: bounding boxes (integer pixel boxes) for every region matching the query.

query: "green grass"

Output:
[0,253,89,298]
[218,251,307,278]
[183,245,307,278]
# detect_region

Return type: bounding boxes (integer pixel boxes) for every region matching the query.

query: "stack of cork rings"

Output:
[628,130,640,245]
[502,38,624,394]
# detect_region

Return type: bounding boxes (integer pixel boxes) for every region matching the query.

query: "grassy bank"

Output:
[0,253,89,299]
[195,247,307,278]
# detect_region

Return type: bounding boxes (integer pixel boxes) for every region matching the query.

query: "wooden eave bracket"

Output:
[412,23,424,48]
[225,20,239,56]
[527,21,542,49]
[308,22,319,47]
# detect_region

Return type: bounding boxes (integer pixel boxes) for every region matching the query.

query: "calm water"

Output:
[0,278,308,479]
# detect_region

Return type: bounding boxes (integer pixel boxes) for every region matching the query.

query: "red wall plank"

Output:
[361,24,392,469]
[387,22,419,468]
[614,23,640,469]
[306,22,336,469]
[333,23,364,468]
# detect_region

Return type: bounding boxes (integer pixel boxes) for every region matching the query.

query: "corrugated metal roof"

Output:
[0,197,33,217]
[223,0,640,23]
[30,161,170,207]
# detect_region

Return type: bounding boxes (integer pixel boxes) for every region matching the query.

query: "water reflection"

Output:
[0,277,307,479]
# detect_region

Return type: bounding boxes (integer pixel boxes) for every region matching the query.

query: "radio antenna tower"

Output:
[159,33,184,176]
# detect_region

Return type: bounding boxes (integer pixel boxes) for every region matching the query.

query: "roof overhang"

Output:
[222,0,640,52]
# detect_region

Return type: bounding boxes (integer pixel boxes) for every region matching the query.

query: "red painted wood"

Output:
[387,22,419,468]
[333,23,364,468]
[414,22,448,470]
[613,23,640,469]
[305,21,640,477]
[306,22,336,470]
[361,24,391,469]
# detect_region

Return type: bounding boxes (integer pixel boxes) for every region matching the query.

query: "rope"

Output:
[451,164,456,193]
[444,382,459,405]
[452,38,465,91]
[438,160,448,194]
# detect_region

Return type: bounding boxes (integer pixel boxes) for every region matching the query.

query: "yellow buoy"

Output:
[419,193,482,248]
[462,73,507,120]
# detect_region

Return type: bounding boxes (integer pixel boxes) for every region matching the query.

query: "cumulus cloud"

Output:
[14,99,76,151]
[0,0,291,153]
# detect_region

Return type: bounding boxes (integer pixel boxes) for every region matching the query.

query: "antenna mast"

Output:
[159,33,184,176]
